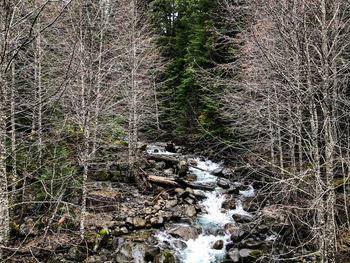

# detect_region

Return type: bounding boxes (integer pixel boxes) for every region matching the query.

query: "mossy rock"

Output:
[115,140,129,149]
[249,250,261,257]
[89,171,110,181]
[154,252,175,263]
[110,171,122,182]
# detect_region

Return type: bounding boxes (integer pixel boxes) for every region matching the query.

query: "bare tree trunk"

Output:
[0,79,9,259]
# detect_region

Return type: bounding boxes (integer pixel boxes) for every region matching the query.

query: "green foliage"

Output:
[149,0,228,138]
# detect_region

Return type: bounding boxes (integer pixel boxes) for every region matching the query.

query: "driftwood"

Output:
[148,175,180,186]
[146,154,208,172]
[148,175,214,191]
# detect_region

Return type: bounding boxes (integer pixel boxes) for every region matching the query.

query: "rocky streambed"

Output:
[8,142,316,263]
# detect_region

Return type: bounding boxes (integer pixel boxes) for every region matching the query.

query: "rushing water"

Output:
[148,144,254,263]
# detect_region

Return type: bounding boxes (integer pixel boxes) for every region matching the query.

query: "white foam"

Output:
[182,234,229,263]
[239,185,255,197]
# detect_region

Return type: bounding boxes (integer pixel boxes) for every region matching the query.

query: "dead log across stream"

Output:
[146,154,209,172]
[148,175,214,191]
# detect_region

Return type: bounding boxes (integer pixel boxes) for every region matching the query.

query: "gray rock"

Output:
[239,248,254,258]
[217,178,231,189]
[115,242,158,263]
[169,226,200,241]
[178,160,189,176]
[133,217,146,228]
[185,205,197,217]
[222,168,233,178]
[212,167,223,176]
[177,190,189,199]
[186,173,197,181]
[164,168,174,176]
[232,213,253,223]
[227,248,240,262]
[165,200,178,209]
[230,230,245,242]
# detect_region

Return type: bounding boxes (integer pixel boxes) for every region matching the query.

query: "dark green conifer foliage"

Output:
[149,0,225,137]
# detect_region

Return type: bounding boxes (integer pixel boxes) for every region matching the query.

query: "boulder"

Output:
[133,217,146,228]
[230,230,246,242]
[150,216,164,226]
[212,167,223,176]
[154,252,175,263]
[115,242,148,263]
[164,168,174,176]
[165,143,176,153]
[227,248,240,262]
[169,226,200,241]
[211,240,224,250]
[186,173,197,181]
[185,205,197,217]
[177,160,189,176]
[217,178,231,189]
[165,200,178,209]
[232,213,253,224]
[222,168,233,178]
[86,189,119,212]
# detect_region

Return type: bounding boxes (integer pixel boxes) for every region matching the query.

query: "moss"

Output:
[163,252,175,263]
[99,228,108,235]
[249,250,261,257]
[13,221,19,231]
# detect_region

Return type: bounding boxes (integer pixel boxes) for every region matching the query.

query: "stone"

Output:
[211,240,224,250]
[186,173,197,181]
[230,230,245,242]
[222,168,233,177]
[165,200,178,209]
[217,178,231,189]
[227,248,240,262]
[239,248,254,258]
[154,252,175,263]
[185,187,194,195]
[133,217,146,228]
[154,162,166,170]
[169,226,200,241]
[86,189,119,212]
[224,223,236,234]
[177,160,189,176]
[150,216,164,226]
[185,205,197,217]
[189,159,198,166]
[164,168,174,176]
[232,213,253,223]
[212,167,223,176]
[115,242,148,263]
[165,143,176,153]
[177,190,189,199]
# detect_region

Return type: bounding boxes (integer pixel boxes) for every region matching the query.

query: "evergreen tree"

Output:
[150,0,224,138]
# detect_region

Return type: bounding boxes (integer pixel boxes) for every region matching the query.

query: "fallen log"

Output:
[148,175,180,187]
[148,175,214,191]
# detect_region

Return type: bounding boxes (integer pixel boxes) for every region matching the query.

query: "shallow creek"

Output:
[147,145,255,263]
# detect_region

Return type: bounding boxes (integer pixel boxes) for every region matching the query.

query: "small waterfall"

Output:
[154,153,254,263]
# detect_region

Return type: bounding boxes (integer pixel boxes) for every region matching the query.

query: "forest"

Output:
[0,0,350,262]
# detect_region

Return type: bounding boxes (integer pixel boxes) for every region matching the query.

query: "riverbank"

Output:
[5,143,318,263]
